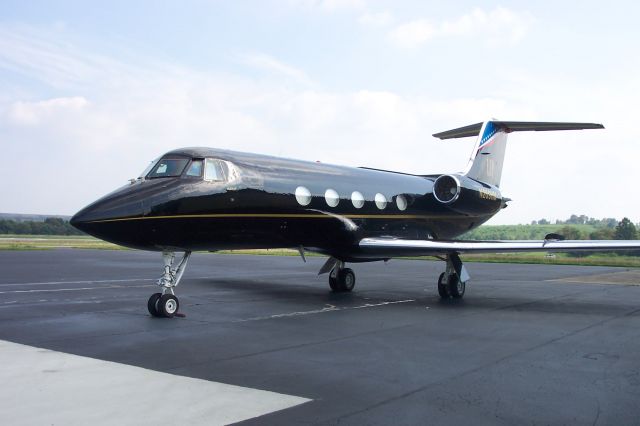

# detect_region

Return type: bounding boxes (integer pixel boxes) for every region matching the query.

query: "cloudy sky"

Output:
[1,0,638,224]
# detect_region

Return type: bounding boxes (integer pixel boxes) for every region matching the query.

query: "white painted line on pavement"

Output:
[236,299,415,322]
[0,275,216,287]
[0,278,157,287]
[0,340,310,426]
[0,284,155,294]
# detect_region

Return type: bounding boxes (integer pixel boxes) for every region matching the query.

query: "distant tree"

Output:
[604,218,618,228]
[614,218,637,240]
[565,214,589,225]
[590,228,615,240]
[538,218,550,225]
[558,226,584,240]
[566,214,580,224]
[0,218,83,236]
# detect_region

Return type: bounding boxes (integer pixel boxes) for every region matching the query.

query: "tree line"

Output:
[531,215,621,228]
[0,218,85,236]
[464,216,638,241]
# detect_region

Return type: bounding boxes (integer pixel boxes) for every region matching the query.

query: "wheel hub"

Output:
[165,299,177,314]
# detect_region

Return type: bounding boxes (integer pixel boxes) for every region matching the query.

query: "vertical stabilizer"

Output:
[464,120,508,187]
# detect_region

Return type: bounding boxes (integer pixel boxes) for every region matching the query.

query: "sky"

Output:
[1,0,639,224]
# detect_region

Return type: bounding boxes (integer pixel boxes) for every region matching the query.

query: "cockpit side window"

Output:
[147,158,189,179]
[185,159,204,177]
[204,158,228,182]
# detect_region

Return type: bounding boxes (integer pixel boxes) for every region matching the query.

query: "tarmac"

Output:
[0,249,639,425]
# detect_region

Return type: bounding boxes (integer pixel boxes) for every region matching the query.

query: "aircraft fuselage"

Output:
[72,147,503,261]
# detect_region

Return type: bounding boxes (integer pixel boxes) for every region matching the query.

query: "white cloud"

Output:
[389,7,534,48]
[9,96,88,125]
[357,11,394,27]
[237,52,313,85]
[388,19,436,47]
[319,0,366,11]
[286,0,366,12]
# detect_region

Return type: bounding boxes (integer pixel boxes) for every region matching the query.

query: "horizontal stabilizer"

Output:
[433,121,604,140]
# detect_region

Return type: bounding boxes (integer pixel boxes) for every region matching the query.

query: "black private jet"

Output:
[71,120,640,317]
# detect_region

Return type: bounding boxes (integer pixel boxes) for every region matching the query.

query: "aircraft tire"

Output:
[329,275,340,292]
[448,274,465,299]
[159,294,179,318]
[337,268,355,292]
[147,293,162,317]
[437,273,449,298]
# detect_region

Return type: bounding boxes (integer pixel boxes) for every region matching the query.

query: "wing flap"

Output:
[359,238,640,257]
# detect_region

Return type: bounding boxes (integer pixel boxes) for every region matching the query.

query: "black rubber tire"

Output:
[147,293,162,317]
[329,274,340,292]
[159,294,179,318]
[437,273,449,299]
[448,274,465,299]
[337,268,356,292]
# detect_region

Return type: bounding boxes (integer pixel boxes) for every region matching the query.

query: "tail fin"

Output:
[433,120,604,187]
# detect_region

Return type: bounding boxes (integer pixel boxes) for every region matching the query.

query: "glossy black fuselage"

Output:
[71,148,503,261]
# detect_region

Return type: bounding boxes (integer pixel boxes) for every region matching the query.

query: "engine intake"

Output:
[433,174,461,204]
[431,173,503,216]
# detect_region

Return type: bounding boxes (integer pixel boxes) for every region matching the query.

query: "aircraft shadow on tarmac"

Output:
[185,276,637,319]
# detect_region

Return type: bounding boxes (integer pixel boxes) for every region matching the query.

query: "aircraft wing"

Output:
[359,238,640,257]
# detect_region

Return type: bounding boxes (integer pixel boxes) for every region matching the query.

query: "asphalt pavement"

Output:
[0,249,639,425]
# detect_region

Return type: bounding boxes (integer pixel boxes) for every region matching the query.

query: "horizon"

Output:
[3,211,638,228]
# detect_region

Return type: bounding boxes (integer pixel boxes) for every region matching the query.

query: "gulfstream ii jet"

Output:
[71,120,640,318]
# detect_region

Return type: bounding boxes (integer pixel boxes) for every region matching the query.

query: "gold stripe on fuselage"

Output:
[87,213,453,224]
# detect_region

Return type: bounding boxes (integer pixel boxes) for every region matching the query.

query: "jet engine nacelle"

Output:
[432,174,503,216]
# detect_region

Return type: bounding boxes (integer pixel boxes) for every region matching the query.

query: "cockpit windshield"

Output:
[147,158,189,179]
[138,156,161,179]
[138,155,239,183]
[185,159,203,177]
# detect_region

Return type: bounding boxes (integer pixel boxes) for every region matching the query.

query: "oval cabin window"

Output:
[396,194,407,211]
[375,193,387,210]
[325,189,339,207]
[295,186,312,206]
[351,191,364,209]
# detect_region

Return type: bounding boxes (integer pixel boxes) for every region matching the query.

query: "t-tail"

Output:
[433,120,604,187]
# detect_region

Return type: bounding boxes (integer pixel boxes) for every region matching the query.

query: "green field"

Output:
[2,235,638,267]
[0,235,126,250]
[461,224,598,240]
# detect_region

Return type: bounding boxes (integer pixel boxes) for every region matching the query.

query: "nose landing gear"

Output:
[148,251,191,318]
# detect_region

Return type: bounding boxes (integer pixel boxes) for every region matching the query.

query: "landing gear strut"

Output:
[438,253,469,299]
[148,251,191,318]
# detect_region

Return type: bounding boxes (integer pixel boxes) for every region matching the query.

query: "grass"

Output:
[0,236,124,250]
[460,252,640,267]
[1,236,638,267]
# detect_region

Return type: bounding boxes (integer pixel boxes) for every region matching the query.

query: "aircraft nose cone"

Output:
[69,209,90,233]
[69,184,148,244]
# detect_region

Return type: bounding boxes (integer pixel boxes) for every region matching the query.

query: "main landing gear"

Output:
[148,251,191,318]
[329,263,355,292]
[437,253,469,299]
[319,257,355,292]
